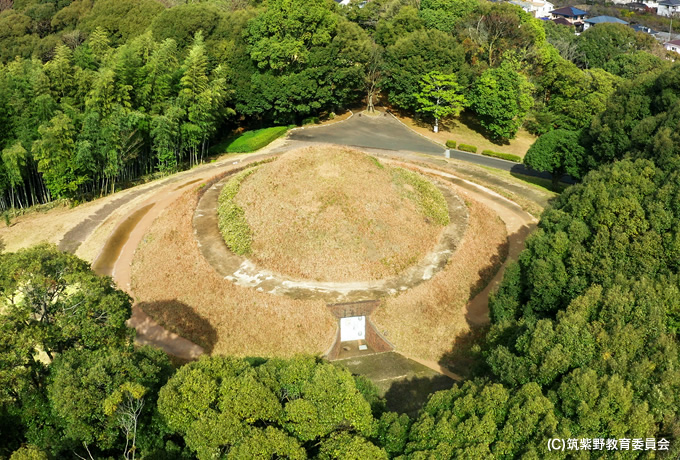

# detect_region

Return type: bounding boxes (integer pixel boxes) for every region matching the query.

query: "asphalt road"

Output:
[289,114,565,182]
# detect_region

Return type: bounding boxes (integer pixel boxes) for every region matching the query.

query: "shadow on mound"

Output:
[384,374,455,417]
[137,300,217,353]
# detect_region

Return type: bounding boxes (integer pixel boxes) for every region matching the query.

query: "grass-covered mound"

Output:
[226,147,451,282]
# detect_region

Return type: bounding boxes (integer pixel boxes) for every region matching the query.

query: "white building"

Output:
[510,0,555,18]
[665,39,680,53]
[658,0,680,16]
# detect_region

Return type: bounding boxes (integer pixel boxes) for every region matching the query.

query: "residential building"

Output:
[509,0,555,18]
[658,0,680,16]
[630,24,659,34]
[664,38,680,53]
[550,6,587,22]
[583,15,629,30]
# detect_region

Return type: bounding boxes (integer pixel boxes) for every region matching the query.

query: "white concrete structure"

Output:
[340,316,366,342]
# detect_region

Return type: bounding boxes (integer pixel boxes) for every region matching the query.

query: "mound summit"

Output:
[229,147,452,282]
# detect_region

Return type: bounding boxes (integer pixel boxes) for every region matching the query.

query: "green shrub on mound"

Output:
[481,150,521,162]
[392,168,450,226]
[217,168,257,255]
[458,144,477,153]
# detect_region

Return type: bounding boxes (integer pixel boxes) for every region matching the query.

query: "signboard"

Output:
[340,316,366,342]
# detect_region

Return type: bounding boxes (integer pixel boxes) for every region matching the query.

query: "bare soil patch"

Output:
[235,147,447,282]
[130,189,336,357]
[372,196,508,361]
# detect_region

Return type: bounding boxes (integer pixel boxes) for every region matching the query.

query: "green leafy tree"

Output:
[245,0,337,71]
[419,0,478,33]
[158,356,380,459]
[46,346,172,457]
[374,5,423,47]
[1,142,27,210]
[602,50,668,79]
[44,44,76,102]
[523,129,585,190]
[469,60,533,141]
[33,111,82,199]
[405,381,560,458]
[414,71,466,132]
[469,59,533,141]
[577,23,662,69]
[0,244,137,454]
[588,63,680,171]
[464,3,546,67]
[383,29,466,111]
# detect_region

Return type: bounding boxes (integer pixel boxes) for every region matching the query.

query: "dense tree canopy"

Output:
[588,63,680,171]
[524,129,585,189]
[469,59,533,141]
[157,355,383,459]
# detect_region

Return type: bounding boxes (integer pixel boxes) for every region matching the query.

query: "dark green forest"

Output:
[0,0,672,210]
[1,0,680,458]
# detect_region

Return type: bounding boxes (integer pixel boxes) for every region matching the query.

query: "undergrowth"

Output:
[392,168,450,226]
[217,168,257,255]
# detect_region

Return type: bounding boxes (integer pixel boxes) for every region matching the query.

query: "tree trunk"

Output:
[366,91,375,113]
[552,173,560,191]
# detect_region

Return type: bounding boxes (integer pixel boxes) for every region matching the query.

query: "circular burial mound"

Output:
[217,146,453,282]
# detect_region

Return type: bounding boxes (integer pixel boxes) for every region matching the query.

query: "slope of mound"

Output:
[233,147,449,282]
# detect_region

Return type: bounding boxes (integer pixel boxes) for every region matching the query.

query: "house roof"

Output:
[552,17,574,25]
[550,6,587,16]
[631,24,658,34]
[585,15,629,24]
[659,0,680,5]
[665,39,680,46]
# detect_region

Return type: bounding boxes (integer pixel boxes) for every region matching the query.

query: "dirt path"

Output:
[193,167,469,303]
[90,146,290,360]
[105,144,533,362]
[14,129,540,363]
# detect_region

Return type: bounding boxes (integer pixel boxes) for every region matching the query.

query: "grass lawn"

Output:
[211,126,290,155]
[397,110,537,159]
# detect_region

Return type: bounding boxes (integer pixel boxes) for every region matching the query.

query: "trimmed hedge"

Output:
[446,140,456,149]
[225,126,289,153]
[481,150,522,162]
[392,168,450,226]
[217,168,257,255]
[458,144,477,153]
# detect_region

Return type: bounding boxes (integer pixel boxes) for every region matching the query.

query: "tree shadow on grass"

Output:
[137,300,217,354]
[384,374,456,417]
[438,326,491,379]
[437,224,535,379]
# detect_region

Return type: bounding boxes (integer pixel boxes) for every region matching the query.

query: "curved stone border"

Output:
[193,158,469,303]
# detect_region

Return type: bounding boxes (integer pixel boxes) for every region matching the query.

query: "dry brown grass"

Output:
[373,195,508,361]
[236,147,445,282]
[397,111,537,158]
[130,188,336,357]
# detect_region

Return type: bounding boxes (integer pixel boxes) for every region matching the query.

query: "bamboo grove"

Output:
[0,30,228,208]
